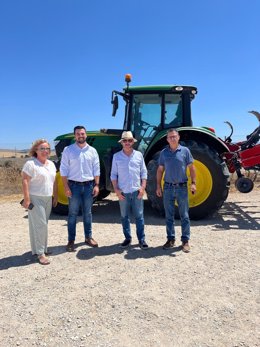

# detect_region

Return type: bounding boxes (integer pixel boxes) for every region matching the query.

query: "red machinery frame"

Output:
[221,111,260,193]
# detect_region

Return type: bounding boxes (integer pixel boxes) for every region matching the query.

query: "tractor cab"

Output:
[111,74,197,154]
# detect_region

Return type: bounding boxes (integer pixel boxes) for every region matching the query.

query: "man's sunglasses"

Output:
[122,139,133,143]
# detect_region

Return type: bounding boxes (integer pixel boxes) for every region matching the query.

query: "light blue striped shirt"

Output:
[110,149,147,193]
[60,143,100,181]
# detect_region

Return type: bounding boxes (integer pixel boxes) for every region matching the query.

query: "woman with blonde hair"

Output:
[21,139,58,265]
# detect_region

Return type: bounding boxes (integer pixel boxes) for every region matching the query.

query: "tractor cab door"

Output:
[164,94,183,128]
[129,93,183,154]
[130,93,162,154]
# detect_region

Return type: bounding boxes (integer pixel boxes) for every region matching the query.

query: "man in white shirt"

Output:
[111,131,148,249]
[60,126,100,252]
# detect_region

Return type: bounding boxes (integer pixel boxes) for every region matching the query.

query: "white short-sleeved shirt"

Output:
[22,158,57,196]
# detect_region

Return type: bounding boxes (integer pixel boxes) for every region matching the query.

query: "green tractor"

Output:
[53,74,230,219]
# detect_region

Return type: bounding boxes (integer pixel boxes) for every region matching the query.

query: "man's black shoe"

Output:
[66,241,75,252]
[139,241,149,249]
[120,239,131,248]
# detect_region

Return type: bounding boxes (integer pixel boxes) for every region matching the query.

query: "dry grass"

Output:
[0,154,56,197]
[0,157,27,196]
[0,165,23,196]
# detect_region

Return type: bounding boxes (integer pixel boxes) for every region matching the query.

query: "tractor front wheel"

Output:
[52,172,111,215]
[52,171,69,215]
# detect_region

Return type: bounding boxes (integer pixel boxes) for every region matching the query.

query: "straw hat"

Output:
[118,131,137,143]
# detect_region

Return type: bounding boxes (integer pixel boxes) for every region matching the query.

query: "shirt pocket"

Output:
[130,157,142,172]
[69,154,81,166]
[117,159,129,177]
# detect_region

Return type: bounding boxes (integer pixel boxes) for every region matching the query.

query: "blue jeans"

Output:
[67,181,93,242]
[118,190,145,242]
[163,184,190,241]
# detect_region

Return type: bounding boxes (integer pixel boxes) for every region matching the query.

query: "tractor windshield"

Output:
[130,93,182,153]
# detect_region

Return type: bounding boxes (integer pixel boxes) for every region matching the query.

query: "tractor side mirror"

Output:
[112,95,118,117]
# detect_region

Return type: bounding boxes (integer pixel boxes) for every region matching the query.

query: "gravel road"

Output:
[0,189,259,347]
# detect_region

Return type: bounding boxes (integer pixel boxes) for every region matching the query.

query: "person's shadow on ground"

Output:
[76,243,183,261]
[0,244,66,270]
[0,251,37,270]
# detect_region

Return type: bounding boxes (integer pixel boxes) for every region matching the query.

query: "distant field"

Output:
[0,150,28,158]
[0,149,56,159]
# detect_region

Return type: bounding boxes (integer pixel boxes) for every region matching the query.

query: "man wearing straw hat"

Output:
[111,131,149,249]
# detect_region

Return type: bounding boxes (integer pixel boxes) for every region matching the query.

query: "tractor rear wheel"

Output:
[146,141,230,220]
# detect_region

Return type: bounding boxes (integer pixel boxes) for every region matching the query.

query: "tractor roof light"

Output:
[175,86,183,91]
[125,74,132,83]
[125,73,132,90]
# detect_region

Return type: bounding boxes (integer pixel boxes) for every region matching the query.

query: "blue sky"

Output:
[0,0,259,149]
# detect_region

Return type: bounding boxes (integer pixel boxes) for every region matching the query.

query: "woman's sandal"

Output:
[38,255,50,265]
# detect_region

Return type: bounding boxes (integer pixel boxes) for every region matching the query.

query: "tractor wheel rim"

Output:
[188,160,212,207]
[161,159,212,208]
[56,172,69,205]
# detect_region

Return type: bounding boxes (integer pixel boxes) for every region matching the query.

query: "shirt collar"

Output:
[168,144,181,152]
[121,149,135,157]
[74,142,89,150]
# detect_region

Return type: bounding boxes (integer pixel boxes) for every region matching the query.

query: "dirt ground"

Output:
[0,189,259,347]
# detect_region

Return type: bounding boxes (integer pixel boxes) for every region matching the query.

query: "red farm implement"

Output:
[222,111,260,193]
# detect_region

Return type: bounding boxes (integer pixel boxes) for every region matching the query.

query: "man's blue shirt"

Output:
[158,145,194,183]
